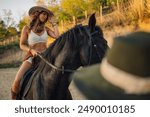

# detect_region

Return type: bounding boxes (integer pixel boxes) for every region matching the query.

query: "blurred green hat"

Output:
[71,31,150,100]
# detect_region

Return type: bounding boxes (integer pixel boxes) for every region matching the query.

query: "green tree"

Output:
[0,28,7,41]
[7,27,18,36]
[0,20,7,41]
[60,0,88,23]
[0,20,6,28]
[18,20,27,32]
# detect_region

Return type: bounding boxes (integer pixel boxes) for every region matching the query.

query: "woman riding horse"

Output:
[11,5,59,99]
[17,13,109,100]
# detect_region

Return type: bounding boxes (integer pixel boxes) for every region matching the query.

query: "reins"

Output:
[37,53,76,73]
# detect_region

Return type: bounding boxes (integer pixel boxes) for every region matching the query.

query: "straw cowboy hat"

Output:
[71,31,150,100]
[28,5,54,17]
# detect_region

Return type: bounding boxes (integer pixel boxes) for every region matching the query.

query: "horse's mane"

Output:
[44,25,104,64]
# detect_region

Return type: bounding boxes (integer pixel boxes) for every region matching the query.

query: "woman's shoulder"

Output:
[22,25,30,33]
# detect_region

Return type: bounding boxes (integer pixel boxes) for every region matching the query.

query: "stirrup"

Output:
[11,88,17,100]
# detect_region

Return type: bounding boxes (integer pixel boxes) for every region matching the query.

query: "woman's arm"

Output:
[46,16,59,38]
[20,25,37,56]
[20,26,30,52]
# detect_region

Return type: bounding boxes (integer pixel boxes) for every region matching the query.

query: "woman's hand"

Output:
[30,49,38,57]
[48,16,57,27]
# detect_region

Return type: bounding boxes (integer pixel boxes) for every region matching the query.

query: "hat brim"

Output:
[29,6,54,17]
[71,64,150,100]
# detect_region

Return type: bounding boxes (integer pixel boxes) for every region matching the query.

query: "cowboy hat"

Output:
[71,31,150,100]
[28,5,54,17]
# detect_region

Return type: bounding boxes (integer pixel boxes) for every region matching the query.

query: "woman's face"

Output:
[39,11,48,22]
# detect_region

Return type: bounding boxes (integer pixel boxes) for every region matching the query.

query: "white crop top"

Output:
[28,30,48,45]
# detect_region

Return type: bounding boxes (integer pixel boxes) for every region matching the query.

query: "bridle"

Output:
[84,26,101,65]
[37,25,101,73]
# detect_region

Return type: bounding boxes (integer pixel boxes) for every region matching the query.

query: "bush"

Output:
[0,61,21,68]
[0,41,19,54]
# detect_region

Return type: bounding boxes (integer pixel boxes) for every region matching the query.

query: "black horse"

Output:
[17,14,108,100]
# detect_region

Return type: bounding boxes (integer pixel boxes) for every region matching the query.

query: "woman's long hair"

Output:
[29,11,48,33]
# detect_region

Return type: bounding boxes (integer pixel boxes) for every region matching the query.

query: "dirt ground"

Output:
[0,68,86,100]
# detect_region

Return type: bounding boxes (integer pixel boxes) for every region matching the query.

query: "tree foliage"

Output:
[7,27,18,36]
[0,28,7,41]
[0,19,18,41]
[18,20,27,32]
[0,20,7,41]
[60,0,87,18]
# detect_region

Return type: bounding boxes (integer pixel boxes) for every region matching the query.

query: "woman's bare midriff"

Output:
[30,42,47,53]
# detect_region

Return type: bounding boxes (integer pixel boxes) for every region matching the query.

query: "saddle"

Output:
[16,56,41,99]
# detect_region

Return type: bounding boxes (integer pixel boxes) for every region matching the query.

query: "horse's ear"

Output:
[88,13,96,33]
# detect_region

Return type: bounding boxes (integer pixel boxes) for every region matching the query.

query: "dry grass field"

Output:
[0,68,17,99]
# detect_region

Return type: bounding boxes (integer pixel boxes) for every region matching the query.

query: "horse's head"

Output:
[76,13,108,66]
